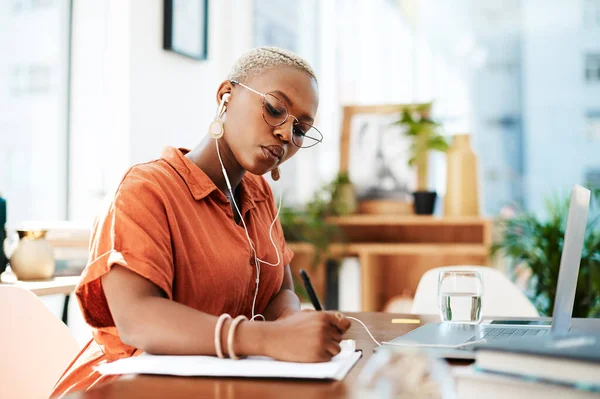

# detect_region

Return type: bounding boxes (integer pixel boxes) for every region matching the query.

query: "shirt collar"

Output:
[160,146,268,204]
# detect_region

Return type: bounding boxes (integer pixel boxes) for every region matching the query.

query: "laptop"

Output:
[386,185,591,359]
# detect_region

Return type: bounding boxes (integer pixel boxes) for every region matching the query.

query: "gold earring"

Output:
[208,118,224,139]
[271,167,280,181]
[208,95,229,139]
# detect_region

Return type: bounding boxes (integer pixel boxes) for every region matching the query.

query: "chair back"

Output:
[0,286,80,399]
[410,266,540,318]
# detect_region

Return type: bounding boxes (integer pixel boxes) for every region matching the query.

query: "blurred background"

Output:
[1,0,600,336]
[2,0,599,225]
[2,4,600,397]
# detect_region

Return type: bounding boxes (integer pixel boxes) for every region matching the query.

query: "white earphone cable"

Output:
[213,127,485,349]
[347,316,488,349]
[215,138,282,321]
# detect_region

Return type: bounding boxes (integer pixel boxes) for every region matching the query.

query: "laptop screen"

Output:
[551,185,590,335]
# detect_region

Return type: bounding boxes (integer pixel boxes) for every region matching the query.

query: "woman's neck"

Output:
[185,137,245,195]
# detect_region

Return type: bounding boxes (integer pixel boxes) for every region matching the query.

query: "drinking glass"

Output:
[437,270,484,324]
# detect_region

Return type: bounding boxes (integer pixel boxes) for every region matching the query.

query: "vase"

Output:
[332,183,358,215]
[444,134,480,217]
[10,229,55,280]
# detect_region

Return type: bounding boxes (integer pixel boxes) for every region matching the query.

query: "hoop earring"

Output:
[208,95,229,139]
[271,167,280,181]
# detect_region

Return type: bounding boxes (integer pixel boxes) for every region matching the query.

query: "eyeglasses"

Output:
[230,80,323,148]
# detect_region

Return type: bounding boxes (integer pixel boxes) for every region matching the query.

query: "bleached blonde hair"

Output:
[227,46,317,85]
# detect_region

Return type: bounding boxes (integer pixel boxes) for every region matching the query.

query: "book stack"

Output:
[455,335,600,398]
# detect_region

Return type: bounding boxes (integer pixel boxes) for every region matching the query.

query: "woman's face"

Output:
[219,67,319,176]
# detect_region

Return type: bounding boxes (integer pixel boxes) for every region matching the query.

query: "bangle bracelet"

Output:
[215,313,231,358]
[227,315,248,360]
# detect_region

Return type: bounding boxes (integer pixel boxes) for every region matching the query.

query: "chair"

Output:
[0,286,80,399]
[410,266,540,318]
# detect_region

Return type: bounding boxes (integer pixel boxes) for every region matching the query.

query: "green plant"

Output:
[491,189,600,317]
[394,102,449,191]
[280,175,347,266]
[334,172,351,185]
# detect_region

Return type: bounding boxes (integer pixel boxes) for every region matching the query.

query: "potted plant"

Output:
[280,177,348,308]
[395,102,449,214]
[330,172,358,216]
[280,175,348,267]
[491,189,600,317]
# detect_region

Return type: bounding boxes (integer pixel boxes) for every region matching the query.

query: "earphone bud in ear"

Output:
[208,93,231,139]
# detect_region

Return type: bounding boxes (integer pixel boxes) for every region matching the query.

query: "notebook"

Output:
[454,367,600,399]
[473,335,600,389]
[97,340,361,381]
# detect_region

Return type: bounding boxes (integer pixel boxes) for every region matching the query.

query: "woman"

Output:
[51,47,351,397]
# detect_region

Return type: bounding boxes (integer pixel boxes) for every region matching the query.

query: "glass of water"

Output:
[438,270,484,324]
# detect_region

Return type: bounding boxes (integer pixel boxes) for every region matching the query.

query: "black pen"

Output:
[299,269,323,311]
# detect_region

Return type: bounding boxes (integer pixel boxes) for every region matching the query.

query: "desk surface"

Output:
[62,313,444,399]
[0,275,80,296]
[61,312,600,399]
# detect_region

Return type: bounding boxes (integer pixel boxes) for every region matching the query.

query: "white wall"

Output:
[69,0,254,222]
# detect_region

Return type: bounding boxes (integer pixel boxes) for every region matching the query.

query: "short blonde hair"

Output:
[227,46,317,85]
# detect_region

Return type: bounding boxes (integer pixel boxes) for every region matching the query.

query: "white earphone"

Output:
[220,93,231,108]
[208,93,231,139]
[211,92,283,321]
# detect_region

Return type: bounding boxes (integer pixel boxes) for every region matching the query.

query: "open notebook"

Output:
[97,340,361,381]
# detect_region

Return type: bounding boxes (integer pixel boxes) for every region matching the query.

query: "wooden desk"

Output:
[60,313,600,399]
[62,312,441,399]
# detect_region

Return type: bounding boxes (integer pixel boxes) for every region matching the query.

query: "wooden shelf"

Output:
[326,214,492,226]
[287,216,493,312]
[330,243,488,256]
[1,276,81,296]
[290,242,488,256]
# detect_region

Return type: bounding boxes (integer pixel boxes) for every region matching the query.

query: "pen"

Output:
[299,269,323,311]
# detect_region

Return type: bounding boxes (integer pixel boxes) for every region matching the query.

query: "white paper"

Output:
[96,340,361,381]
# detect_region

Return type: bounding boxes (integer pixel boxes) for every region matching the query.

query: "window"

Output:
[393,1,600,214]
[585,169,600,191]
[585,54,600,82]
[585,111,600,139]
[0,0,72,225]
[584,0,600,28]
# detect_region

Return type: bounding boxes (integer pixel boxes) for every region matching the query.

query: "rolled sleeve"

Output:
[76,167,174,330]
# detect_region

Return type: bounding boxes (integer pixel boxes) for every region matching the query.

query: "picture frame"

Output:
[163,0,209,61]
[339,104,427,213]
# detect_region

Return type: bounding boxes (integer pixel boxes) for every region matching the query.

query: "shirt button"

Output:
[250,256,256,266]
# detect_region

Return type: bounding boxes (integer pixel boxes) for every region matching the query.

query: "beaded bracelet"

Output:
[227,315,248,360]
[214,313,232,358]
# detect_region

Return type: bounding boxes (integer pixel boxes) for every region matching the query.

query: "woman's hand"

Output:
[264,310,351,363]
[276,307,299,320]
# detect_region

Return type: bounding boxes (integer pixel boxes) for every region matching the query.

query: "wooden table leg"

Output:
[360,253,382,312]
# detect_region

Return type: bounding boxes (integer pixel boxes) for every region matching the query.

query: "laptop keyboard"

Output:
[478,327,549,340]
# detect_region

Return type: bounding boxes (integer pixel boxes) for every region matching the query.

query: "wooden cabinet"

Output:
[288,215,492,311]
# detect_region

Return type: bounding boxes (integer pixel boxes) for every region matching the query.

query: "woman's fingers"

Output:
[325,311,351,334]
[325,341,342,358]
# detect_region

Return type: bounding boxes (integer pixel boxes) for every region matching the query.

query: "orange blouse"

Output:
[51,147,293,397]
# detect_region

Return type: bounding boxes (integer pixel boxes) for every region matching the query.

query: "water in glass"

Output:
[438,292,482,323]
[438,270,483,324]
